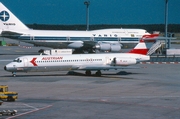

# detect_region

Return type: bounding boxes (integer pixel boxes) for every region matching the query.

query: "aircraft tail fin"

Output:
[0,2,29,31]
[128,34,159,55]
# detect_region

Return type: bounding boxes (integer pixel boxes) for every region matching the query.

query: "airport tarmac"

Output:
[0,40,180,119]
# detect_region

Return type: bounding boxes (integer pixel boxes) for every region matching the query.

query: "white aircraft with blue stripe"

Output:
[0,2,150,53]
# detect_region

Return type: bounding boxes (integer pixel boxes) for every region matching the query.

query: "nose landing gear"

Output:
[12,72,16,77]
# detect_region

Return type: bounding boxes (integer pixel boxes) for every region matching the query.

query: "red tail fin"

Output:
[128,34,159,55]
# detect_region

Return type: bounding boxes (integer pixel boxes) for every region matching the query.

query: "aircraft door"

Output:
[124,30,129,35]
[105,57,111,65]
[23,58,28,67]
[118,37,121,43]
[30,35,34,41]
[66,37,70,41]
[90,37,94,41]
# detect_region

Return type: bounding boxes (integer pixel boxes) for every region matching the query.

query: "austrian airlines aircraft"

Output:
[0,2,150,53]
[4,34,157,77]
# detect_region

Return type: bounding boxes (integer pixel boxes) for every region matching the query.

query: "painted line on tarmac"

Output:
[23,103,39,110]
[6,105,52,119]
[140,62,180,64]
[118,96,180,98]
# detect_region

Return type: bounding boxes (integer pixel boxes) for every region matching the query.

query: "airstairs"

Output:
[147,41,162,55]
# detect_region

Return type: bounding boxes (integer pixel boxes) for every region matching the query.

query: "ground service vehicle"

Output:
[0,85,18,101]
[0,100,3,105]
[0,110,17,116]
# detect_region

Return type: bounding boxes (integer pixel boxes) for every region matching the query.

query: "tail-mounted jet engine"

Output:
[111,57,137,66]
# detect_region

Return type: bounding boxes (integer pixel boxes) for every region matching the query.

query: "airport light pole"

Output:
[84,1,90,31]
[165,0,169,49]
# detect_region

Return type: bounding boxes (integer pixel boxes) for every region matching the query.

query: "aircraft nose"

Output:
[4,66,7,71]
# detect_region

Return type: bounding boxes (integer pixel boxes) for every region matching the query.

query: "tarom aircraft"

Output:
[4,34,158,77]
[0,2,151,53]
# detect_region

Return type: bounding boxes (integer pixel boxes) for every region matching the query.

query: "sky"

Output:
[0,0,180,25]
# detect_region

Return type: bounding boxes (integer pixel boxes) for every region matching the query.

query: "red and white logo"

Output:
[30,58,38,66]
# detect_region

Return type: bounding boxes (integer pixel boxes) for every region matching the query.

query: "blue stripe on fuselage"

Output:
[18,36,139,42]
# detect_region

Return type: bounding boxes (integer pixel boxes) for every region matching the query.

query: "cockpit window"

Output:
[13,58,22,63]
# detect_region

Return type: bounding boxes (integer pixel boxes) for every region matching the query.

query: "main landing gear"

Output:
[85,70,91,76]
[85,70,102,76]
[95,70,101,76]
[12,72,16,77]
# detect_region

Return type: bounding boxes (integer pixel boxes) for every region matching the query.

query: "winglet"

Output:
[128,34,159,55]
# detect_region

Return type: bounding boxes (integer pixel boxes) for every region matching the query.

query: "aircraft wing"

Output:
[1,30,23,37]
[77,65,139,71]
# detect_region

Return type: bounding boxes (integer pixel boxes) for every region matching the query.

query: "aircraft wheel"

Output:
[95,70,101,76]
[12,72,16,77]
[85,70,91,76]
[7,96,13,101]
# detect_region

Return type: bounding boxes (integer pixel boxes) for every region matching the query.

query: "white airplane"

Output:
[0,2,151,53]
[4,34,157,77]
